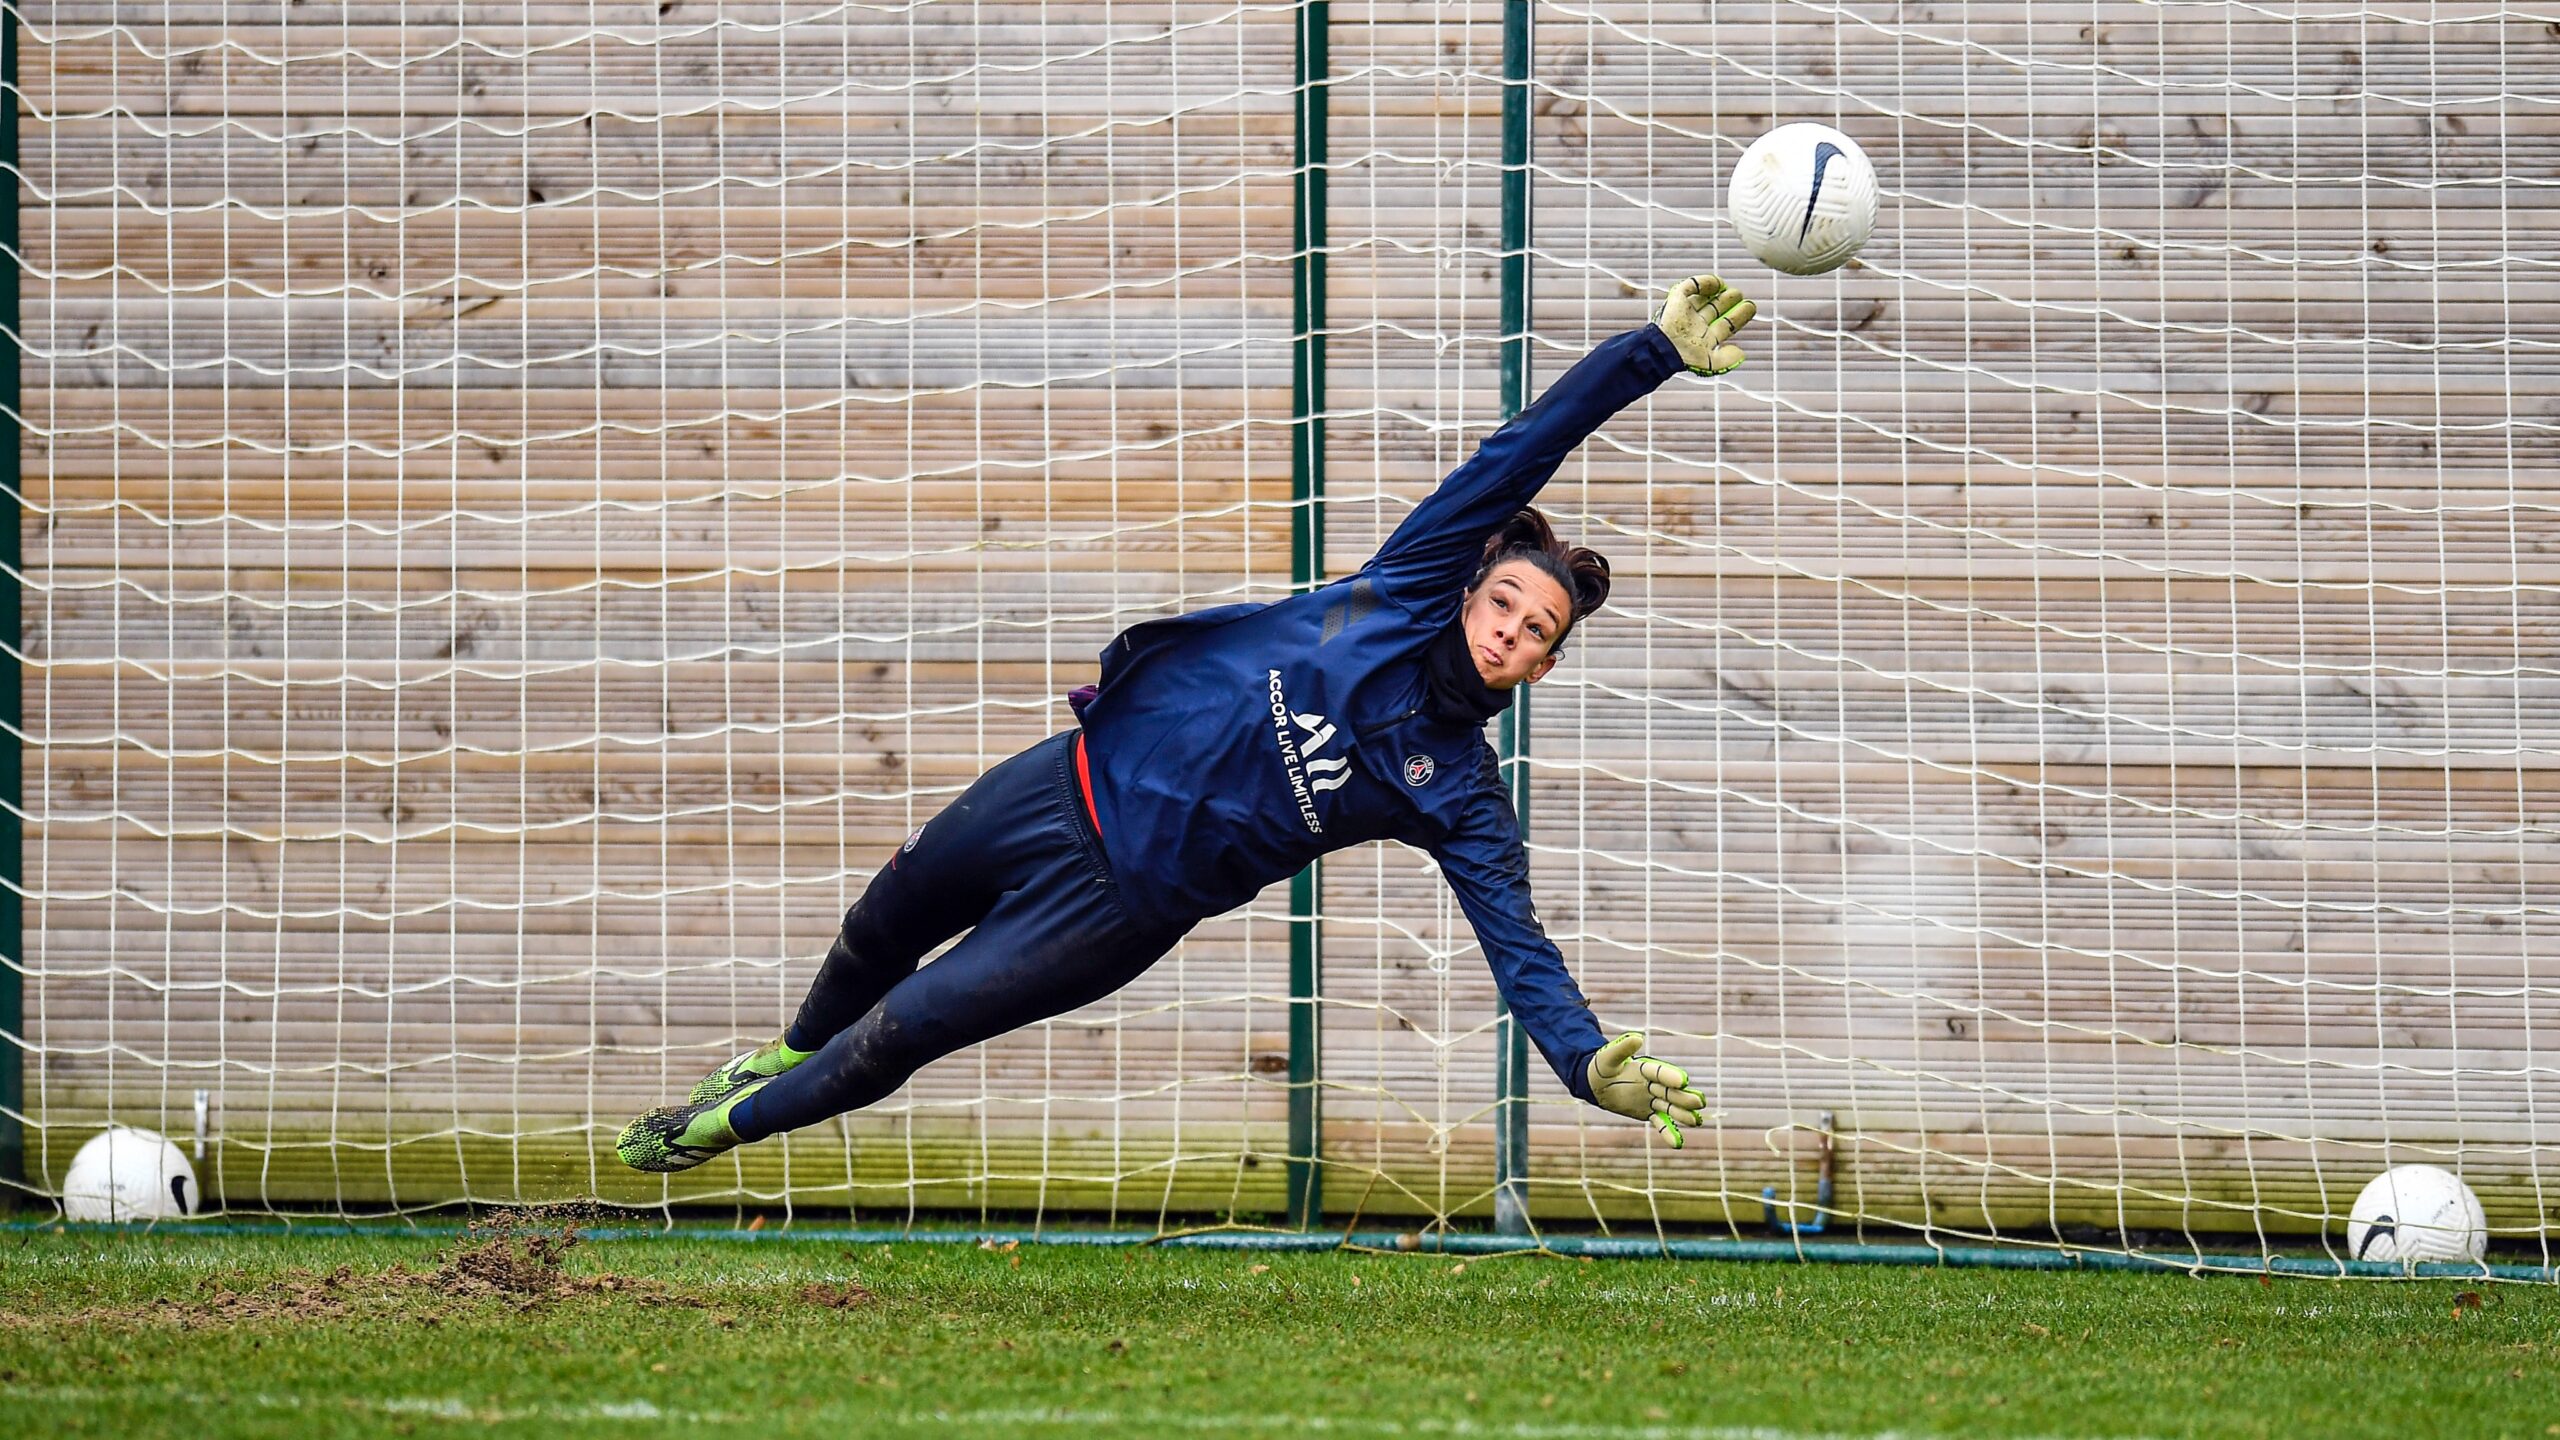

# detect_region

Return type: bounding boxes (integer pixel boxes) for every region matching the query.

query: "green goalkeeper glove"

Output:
[1652,274,1756,376]
[1587,1032,1707,1149]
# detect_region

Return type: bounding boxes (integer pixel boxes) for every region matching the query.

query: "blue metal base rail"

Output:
[8,1220,2550,1283]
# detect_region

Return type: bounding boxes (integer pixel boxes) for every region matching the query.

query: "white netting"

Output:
[1485,1,2558,1253]
[17,0,1302,1219]
[12,0,2555,1259]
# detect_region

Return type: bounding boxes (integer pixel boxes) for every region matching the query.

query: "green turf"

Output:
[2,1224,2554,1439]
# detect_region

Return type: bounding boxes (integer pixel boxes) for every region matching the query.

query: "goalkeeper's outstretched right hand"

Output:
[1652,275,1756,376]
[1587,1032,1708,1149]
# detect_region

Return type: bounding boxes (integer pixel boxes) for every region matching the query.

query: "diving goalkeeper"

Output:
[617,277,1756,1172]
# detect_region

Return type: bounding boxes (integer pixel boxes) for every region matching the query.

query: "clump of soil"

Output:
[797,1279,876,1309]
[433,1206,596,1299]
[420,1206,704,1312]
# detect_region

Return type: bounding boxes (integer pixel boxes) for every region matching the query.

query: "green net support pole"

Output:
[1491,0,1534,1237]
[0,1,22,1207]
[1285,0,1330,1230]
[0,0,24,1203]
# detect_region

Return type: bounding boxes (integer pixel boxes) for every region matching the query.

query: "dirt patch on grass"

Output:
[797,1280,876,1309]
[431,1206,650,1302]
[8,1207,709,1331]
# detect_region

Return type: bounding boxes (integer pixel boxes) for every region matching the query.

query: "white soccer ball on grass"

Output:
[62,1125,199,1222]
[1726,122,1878,277]
[2346,1163,2485,1265]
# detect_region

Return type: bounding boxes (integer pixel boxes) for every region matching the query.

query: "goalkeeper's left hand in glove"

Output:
[1587,1032,1707,1149]
[1652,274,1756,376]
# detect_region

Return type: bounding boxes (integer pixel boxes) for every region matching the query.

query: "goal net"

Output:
[12,0,2554,1259]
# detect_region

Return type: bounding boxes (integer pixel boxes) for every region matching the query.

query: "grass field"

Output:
[3,1218,2555,1439]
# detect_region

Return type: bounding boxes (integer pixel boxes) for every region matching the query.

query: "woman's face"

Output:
[1462,559,1572,690]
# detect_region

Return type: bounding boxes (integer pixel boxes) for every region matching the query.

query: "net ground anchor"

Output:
[1763,1110,1838,1237]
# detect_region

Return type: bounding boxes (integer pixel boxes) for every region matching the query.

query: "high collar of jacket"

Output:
[1423,613,1512,727]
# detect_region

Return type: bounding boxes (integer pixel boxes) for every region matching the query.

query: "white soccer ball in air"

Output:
[2347,1164,2486,1265]
[1726,122,1878,277]
[62,1125,199,1223]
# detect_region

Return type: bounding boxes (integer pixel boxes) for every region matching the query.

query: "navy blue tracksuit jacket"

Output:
[1078,323,1687,1105]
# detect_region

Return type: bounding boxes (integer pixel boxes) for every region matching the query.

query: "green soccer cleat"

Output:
[687,1035,813,1105]
[617,1076,771,1174]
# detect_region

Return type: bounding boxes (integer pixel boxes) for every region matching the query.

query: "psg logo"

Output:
[1403,754,1436,787]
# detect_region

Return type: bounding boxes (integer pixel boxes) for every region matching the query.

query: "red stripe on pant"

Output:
[1074,731,1105,841]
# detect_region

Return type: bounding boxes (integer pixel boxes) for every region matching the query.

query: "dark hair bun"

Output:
[1563,545,1611,617]
[1470,506,1611,651]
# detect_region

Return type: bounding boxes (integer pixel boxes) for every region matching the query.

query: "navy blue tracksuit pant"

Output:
[730,730,1182,1142]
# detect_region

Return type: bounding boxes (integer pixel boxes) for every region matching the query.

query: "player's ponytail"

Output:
[1469,507,1612,654]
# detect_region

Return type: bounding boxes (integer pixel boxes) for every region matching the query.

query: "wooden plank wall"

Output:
[1515,0,2560,1235]
[19,0,2558,1244]
[1318,1,2560,1241]
[19,0,1306,1219]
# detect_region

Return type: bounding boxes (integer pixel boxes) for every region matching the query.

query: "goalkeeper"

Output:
[618,278,1754,1172]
